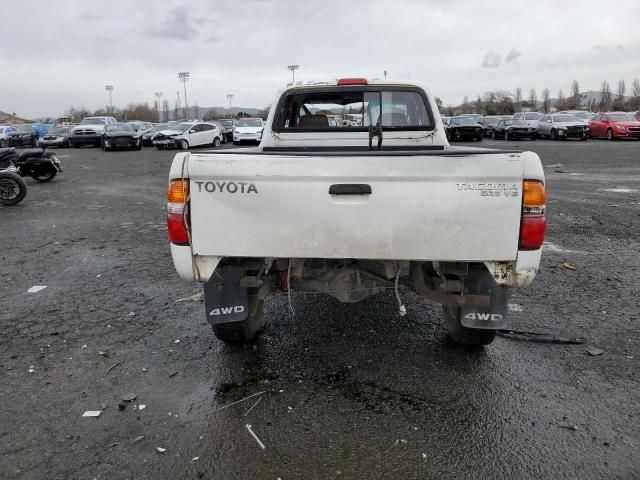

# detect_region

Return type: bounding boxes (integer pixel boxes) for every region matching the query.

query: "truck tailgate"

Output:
[188,150,524,261]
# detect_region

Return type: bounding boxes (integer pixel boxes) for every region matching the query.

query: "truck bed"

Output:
[182,147,526,261]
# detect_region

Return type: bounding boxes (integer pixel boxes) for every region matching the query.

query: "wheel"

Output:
[0,171,27,205]
[63,140,69,148]
[211,289,264,344]
[233,141,240,145]
[101,139,109,151]
[531,134,537,141]
[0,139,6,148]
[476,136,483,142]
[31,165,57,182]
[606,129,614,141]
[135,142,142,150]
[212,136,221,147]
[550,129,557,141]
[580,136,588,141]
[504,131,510,140]
[179,139,189,150]
[491,131,496,140]
[442,306,496,346]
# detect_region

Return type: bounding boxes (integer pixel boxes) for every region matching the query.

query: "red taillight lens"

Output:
[519,179,546,250]
[167,212,190,245]
[167,179,190,245]
[519,216,546,250]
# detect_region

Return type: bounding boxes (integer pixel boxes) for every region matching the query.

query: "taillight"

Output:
[167,179,189,245]
[519,180,546,250]
[337,77,368,85]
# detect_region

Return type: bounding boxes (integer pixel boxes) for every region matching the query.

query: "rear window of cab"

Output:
[273,87,434,132]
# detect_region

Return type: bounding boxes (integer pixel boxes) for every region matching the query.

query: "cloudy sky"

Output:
[2,0,639,118]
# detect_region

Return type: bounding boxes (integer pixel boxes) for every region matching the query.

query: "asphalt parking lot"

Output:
[1,139,639,479]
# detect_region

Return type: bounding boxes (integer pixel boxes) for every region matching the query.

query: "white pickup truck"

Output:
[167,78,546,346]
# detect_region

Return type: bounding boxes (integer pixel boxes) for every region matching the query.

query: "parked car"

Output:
[40,125,72,147]
[512,112,543,129]
[167,77,546,346]
[217,119,236,143]
[556,110,595,124]
[7,124,39,147]
[126,121,153,136]
[446,116,484,142]
[153,121,223,150]
[492,119,537,140]
[537,114,589,140]
[0,125,17,148]
[634,111,640,121]
[482,116,506,138]
[588,112,640,140]
[101,123,142,151]
[70,116,118,147]
[141,123,169,147]
[458,113,484,124]
[233,118,264,144]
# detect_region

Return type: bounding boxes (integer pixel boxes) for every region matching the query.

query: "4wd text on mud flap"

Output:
[209,306,246,316]
[464,312,504,322]
[196,181,258,194]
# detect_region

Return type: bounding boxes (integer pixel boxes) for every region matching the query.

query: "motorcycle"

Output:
[0,145,63,183]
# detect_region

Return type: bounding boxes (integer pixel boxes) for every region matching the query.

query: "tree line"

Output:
[440,78,640,116]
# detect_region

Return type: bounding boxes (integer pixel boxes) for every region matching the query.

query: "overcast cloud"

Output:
[1,0,639,117]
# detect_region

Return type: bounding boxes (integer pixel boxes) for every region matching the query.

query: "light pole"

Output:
[287,64,299,84]
[226,93,234,116]
[154,92,163,121]
[383,70,388,80]
[105,85,114,113]
[178,72,190,119]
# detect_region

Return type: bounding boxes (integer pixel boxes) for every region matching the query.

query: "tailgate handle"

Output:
[329,184,372,195]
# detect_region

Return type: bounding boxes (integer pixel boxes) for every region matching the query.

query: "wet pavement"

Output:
[1,140,639,479]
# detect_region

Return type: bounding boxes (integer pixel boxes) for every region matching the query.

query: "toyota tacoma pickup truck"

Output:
[167,78,546,346]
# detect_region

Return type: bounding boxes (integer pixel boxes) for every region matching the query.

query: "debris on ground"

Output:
[82,410,102,418]
[28,366,35,373]
[558,424,578,431]
[168,370,179,378]
[27,285,47,293]
[118,402,127,411]
[586,346,604,356]
[106,362,121,374]
[174,339,180,344]
[210,391,266,414]
[497,329,585,344]
[245,424,266,450]
[81,344,87,349]
[156,447,167,454]
[121,393,137,402]
[562,262,577,271]
[133,435,145,443]
[176,292,203,303]
[137,404,146,411]
[192,457,200,461]
[545,163,563,169]
[243,396,263,416]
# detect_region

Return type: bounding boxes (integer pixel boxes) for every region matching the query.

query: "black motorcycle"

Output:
[0,145,63,183]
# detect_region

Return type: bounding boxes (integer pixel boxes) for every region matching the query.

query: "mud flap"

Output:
[203,266,249,325]
[460,269,508,330]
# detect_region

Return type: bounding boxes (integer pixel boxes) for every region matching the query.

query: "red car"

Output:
[588,112,640,140]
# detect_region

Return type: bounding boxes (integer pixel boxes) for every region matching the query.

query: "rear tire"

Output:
[606,128,614,141]
[30,166,57,182]
[550,129,557,141]
[443,306,496,346]
[179,139,189,150]
[213,136,221,147]
[504,131,510,140]
[212,289,264,344]
[491,131,496,140]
